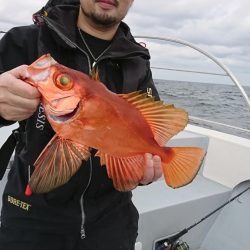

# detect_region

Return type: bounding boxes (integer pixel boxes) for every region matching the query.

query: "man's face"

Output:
[80,0,134,27]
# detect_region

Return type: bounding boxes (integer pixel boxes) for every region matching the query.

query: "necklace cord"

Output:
[78,27,111,64]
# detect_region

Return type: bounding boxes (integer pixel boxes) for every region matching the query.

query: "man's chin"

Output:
[90,13,119,27]
[81,6,119,27]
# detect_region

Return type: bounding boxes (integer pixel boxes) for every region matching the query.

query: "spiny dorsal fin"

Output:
[29,135,90,193]
[119,91,188,146]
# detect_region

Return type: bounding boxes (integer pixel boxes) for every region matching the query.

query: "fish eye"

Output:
[55,73,73,90]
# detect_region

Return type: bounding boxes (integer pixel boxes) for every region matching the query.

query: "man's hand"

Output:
[0,65,41,121]
[140,153,162,185]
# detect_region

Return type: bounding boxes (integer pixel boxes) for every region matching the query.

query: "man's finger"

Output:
[8,76,41,99]
[140,153,154,185]
[152,155,162,181]
[5,65,41,99]
[140,153,162,185]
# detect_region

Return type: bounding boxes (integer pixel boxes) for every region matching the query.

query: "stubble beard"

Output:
[81,6,120,28]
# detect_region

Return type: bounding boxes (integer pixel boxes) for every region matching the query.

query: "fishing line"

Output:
[156,185,250,250]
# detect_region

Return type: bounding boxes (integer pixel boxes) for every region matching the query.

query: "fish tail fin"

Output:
[162,147,206,188]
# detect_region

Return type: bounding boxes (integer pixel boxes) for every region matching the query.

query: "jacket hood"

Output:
[44,0,80,8]
[33,0,150,60]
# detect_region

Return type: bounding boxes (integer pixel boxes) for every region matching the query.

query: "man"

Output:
[0,0,162,249]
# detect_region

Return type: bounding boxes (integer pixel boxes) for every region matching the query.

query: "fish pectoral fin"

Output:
[118,91,188,146]
[162,147,206,188]
[29,135,90,193]
[100,153,145,192]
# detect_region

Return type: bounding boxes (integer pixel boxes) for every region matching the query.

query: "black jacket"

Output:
[0,0,159,236]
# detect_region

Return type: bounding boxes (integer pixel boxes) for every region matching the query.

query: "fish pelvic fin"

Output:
[96,151,144,192]
[118,91,188,146]
[29,135,90,193]
[162,147,206,188]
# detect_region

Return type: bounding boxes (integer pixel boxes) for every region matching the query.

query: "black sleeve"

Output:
[0,118,15,128]
[0,25,38,72]
[0,31,15,126]
[0,28,25,127]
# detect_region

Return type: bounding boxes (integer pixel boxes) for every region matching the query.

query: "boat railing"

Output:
[135,35,250,136]
[134,36,250,109]
[1,33,250,134]
[189,116,250,134]
[2,31,249,109]
[151,66,228,77]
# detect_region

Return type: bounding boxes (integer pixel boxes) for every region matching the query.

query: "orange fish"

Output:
[23,54,206,194]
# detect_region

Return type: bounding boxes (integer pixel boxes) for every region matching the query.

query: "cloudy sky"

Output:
[0,0,250,86]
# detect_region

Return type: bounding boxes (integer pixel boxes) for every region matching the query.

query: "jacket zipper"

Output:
[44,17,110,75]
[44,17,106,74]
[43,17,94,239]
[41,16,149,237]
[43,16,92,74]
[80,156,93,239]
[42,16,149,75]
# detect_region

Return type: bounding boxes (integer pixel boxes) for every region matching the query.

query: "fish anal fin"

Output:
[162,147,206,188]
[102,153,144,191]
[118,91,188,145]
[29,135,90,193]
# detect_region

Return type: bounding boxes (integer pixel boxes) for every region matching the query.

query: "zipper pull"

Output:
[90,64,100,81]
[25,165,33,196]
[92,61,96,69]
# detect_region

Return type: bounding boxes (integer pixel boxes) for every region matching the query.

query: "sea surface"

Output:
[154,80,250,139]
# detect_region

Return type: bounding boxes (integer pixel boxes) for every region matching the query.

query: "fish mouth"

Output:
[48,103,80,123]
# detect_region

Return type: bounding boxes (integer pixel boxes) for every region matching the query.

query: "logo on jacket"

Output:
[7,195,31,211]
[36,104,47,130]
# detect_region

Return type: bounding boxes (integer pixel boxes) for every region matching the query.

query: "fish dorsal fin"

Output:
[29,135,90,193]
[119,91,188,146]
[96,151,144,191]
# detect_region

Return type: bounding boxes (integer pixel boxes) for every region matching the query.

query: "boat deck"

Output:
[133,170,231,250]
[133,128,250,250]
[0,125,249,250]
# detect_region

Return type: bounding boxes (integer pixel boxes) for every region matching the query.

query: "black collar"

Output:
[34,1,150,60]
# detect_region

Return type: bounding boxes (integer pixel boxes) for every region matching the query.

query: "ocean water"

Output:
[154,80,250,139]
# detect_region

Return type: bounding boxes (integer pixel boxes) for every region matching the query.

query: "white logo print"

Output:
[36,104,46,130]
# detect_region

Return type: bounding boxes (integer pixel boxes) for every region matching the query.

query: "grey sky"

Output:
[0,0,249,86]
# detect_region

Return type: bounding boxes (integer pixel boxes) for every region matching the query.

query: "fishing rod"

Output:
[155,185,250,250]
